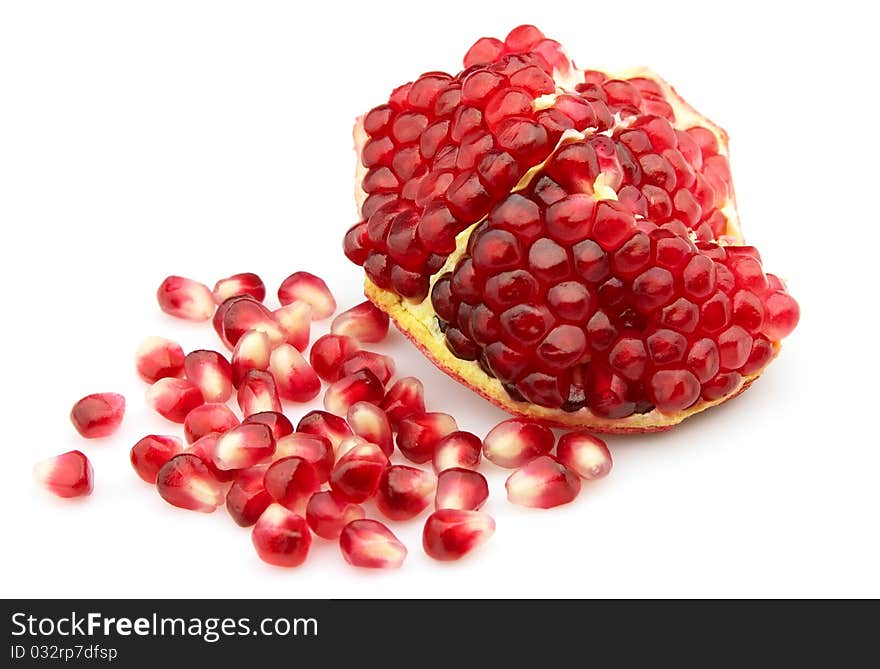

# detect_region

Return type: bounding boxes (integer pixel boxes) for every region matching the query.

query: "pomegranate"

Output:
[344,25,799,432]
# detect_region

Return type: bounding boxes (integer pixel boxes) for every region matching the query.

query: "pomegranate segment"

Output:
[376,465,437,521]
[269,344,321,403]
[435,468,489,511]
[331,301,390,343]
[272,301,311,352]
[556,431,612,480]
[231,330,272,387]
[251,504,312,568]
[183,403,239,444]
[212,423,276,471]
[213,272,266,304]
[380,376,426,428]
[422,509,495,561]
[324,369,385,416]
[135,336,185,383]
[397,412,458,464]
[274,432,335,482]
[34,450,94,498]
[482,419,554,468]
[329,443,390,503]
[70,393,125,438]
[263,457,320,514]
[242,411,294,441]
[146,378,204,423]
[130,435,183,484]
[156,453,224,513]
[157,275,215,322]
[277,272,337,320]
[346,401,394,457]
[226,466,272,527]
[505,456,581,508]
[296,410,353,452]
[433,431,482,472]
[183,350,233,403]
[237,369,282,416]
[309,334,360,382]
[340,519,407,569]
[306,491,366,540]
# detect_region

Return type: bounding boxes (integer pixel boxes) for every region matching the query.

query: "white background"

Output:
[1,0,877,598]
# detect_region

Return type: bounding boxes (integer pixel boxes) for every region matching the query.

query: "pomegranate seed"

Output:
[380,376,426,428]
[376,465,437,520]
[156,453,224,512]
[505,456,581,508]
[324,369,385,416]
[269,344,320,402]
[330,301,390,343]
[156,275,214,321]
[556,431,613,480]
[130,435,183,484]
[34,450,93,498]
[146,378,203,423]
[346,401,393,456]
[273,301,311,351]
[220,296,285,349]
[237,369,282,416]
[185,432,236,482]
[263,457,320,514]
[226,465,272,527]
[251,504,311,567]
[69,392,125,438]
[274,432,335,482]
[482,418,554,468]
[183,403,239,444]
[329,443,389,503]
[212,423,276,471]
[183,350,233,403]
[397,412,458,464]
[277,271,337,320]
[422,509,495,561]
[309,334,360,382]
[763,291,800,340]
[231,330,272,387]
[339,350,396,385]
[340,519,407,569]
[213,272,266,304]
[306,491,365,540]
[135,336,184,383]
[296,410,353,452]
[433,431,482,472]
[242,411,294,441]
[435,468,489,510]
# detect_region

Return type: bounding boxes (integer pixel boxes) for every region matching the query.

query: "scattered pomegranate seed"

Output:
[69,392,125,438]
[397,412,458,464]
[242,411,294,441]
[331,301,390,343]
[34,450,94,498]
[296,410,353,452]
[185,432,236,483]
[251,504,311,567]
[380,376,426,428]
[274,432,335,482]
[309,334,360,382]
[306,491,365,540]
[219,296,285,349]
[135,336,184,383]
[339,350,396,384]
[146,378,204,423]
[324,369,385,416]
[269,344,321,402]
[263,457,320,514]
[346,401,394,456]
[505,455,581,508]
[433,431,482,472]
[340,519,407,569]
[156,453,224,513]
[226,466,272,527]
[376,465,437,520]
[277,272,337,320]
[231,330,272,387]
[182,403,239,444]
[329,442,389,503]
[212,423,276,471]
[335,436,375,459]
[213,272,266,304]
[130,435,183,484]
[183,350,233,403]
[556,431,613,480]
[156,275,215,322]
[435,468,489,510]
[237,369,282,416]
[273,301,311,351]
[482,418,554,468]
[422,509,495,561]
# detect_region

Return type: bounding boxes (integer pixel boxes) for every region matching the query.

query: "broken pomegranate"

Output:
[130,435,183,484]
[34,450,94,498]
[69,392,125,438]
[251,504,311,567]
[339,519,407,569]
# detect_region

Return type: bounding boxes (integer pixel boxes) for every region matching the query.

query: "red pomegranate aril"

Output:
[221,297,285,349]
[277,271,336,320]
[324,369,385,416]
[34,450,93,498]
[309,334,360,382]
[331,301,390,343]
[329,443,389,503]
[186,432,235,483]
[146,378,203,423]
[130,435,183,484]
[226,466,272,527]
[435,468,489,511]
[340,519,407,569]
[243,411,294,441]
[306,491,365,540]
[156,453,224,513]
[70,392,125,438]
[397,412,458,464]
[506,456,581,508]
[556,431,612,480]
[231,330,271,387]
[184,349,233,403]
[763,291,800,340]
[237,369,282,416]
[212,423,276,471]
[376,465,437,521]
[275,433,335,482]
[649,369,701,413]
[251,504,311,567]
[156,275,214,322]
[273,301,311,352]
[423,509,495,561]
[433,431,482,472]
[482,418,554,468]
[296,410,353,453]
[263,457,320,514]
[268,344,320,403]
[135,336,184,383]
[183,403,239,444]
[741,336,774,376]
[380,377,426,428]
[213,272,266,304]
[346,401,394,457]
[339,350,396,385]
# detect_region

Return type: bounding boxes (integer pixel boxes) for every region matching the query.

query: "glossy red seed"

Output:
[435,468,489,511]
[269,344,321,403]
[213,272,266,304]
[34,450,94,498]
[212,423,276,471]
[226,466,272,527]
[296,411,353,453]
[433,431,482,472]
[184,350,233,403]
[376,465,437,521]
[340,519,407,569]
[237,369,282,416]
[185,432,235,483]
[324,369,385,416]
[482,418,554,468]
[339,350,396,385]
[331,301,390,343]
[346,402,394,457]
[230,330,272,387]
[146,378,203,423]
[277,272,336,320]
[156,275,214,321]
[135,336,185,383]
[220,296,285,349]
[397,412,458,464]
[505,456,581,508]
[183,403,239,444]
[263,457,320,514]
[329,443,389,503]
[763,291,800,340]
[309,334,360,382]
[380,377,426,428]
[70,393,125,438]
[242,411,294,441]
[251,504,311,567]
[650,369,701,412]
[272,301,311,352]
[306,491,365,540]
[156,453,223,513]
[130,435,183,484]
[556,431,612,480]
[423,509,495,561]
